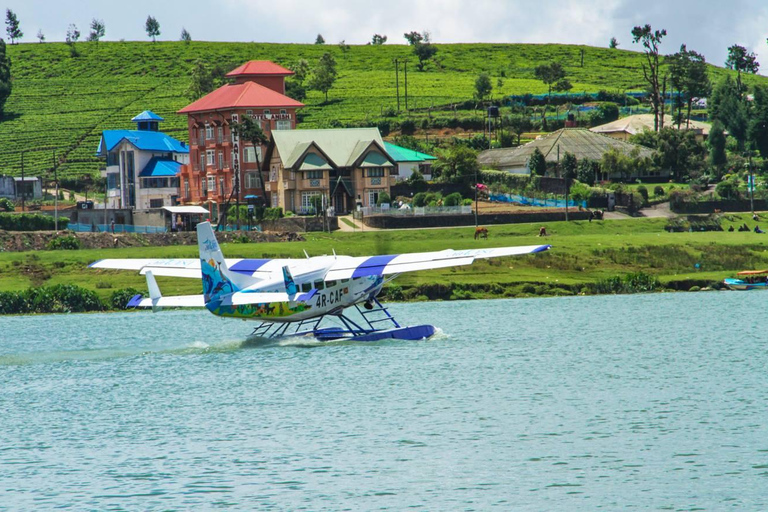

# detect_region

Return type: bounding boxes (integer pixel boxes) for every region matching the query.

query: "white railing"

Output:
[361,205,473,217]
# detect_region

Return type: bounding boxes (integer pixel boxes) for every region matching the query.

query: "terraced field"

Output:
[1,41,760,181]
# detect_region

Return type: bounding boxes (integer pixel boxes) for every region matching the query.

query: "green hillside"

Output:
[0,41,759,181]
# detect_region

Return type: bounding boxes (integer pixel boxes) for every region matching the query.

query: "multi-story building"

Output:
[264,128,396,214]
[96,111,189,209]
[177,61,304,219]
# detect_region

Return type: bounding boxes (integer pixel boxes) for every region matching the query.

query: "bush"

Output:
[412,192,427,207]
[636,185,649,204]
[400,119,416,135]
[444,192,463,206]
[654,185,665,197]
[0,197,14,212]
[715,180,740,200]
[461,198,473,206]
[377,192,391,206]
[0,213,69,231]
[263,207,284,220]
[47,235,81,250]
[0,285,104,314]
[110,288,142,310]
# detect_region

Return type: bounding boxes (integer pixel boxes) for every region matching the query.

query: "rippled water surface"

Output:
[2,292,768,510]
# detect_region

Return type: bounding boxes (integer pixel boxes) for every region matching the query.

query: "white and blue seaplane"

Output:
[89,222,550,341]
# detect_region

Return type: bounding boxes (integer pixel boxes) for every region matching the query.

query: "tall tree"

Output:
[291,58,310,83]
[145,15,160,42]
[5,9,22,44]
[88,18,105,43]
[433,145,479,184]
[631,24,667,132]
[0,38,11,119]
[725,44,759,95]
[230,117,269,228]
[528,148,547,176]
[562,152,578,181]
[180,27,191,44]
[371,34,387,45]
[186,60,216,100]
[286,58,309,102]
[708,120,727,177]
[748,84,768,159]
[668,44,711,128]
[404,31,437,71]
[609,37,619,49]
[474,72,492,102]
[337,40,350,56]
[710,76,748,150]
[65,24,80,57]
[308,52,337,102]
[36,29,44,43]
[314,34,325,44]
[533,62,569,101]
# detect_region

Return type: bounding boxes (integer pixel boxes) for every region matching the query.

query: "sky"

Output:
[3,0,768,73]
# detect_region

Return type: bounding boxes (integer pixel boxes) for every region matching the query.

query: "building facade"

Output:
[96,111,190,209]
[383,142,436,181]
[265,128,396,215]
[177,61,304,220]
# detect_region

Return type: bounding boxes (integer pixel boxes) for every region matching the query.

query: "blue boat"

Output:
[724,270,768,290]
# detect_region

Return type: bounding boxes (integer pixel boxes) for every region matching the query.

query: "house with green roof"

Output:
[384,142,437,181]
[265,128,396,214]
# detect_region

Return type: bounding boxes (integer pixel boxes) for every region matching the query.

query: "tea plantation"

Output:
[0,41,759,182]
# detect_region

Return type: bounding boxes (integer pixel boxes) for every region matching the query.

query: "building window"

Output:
[218,151,224,170]
[270,166,279,182]
[219,177,225,196]
[367,189,384,206]
[246,110,253,116]
[106,173,118,189]
[184,179,190,199]
[271,193,278,207]
[306,170,323,180]
[263,109,270,116]
[150,198,164,208]
[107,152,119,166]
[244,146,262,163]
[245,173,260,189]
[206,150,215,166]
[201,176,208,195]
[367,167,385,177]
[280,109,287,115]
[205,123,213,140]
[207,176,215,195]
[301,191,320,212]
[275,120,291,131]
[217,126,223,143]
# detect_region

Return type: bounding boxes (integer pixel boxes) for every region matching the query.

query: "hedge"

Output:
[0,213,69,231]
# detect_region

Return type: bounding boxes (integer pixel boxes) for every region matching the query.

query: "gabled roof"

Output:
[590,114,711,136]
[96,130,189,155]
[298,152,334,171]
[178,81,304,114]
[131,110,164,122]
[272,128,395,170]
[226,61,294,77]
[139,158,183,177]
[384,142,437,163]
[477,129,654,169]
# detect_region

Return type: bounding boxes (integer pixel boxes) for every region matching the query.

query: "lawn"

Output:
[2,215,766,303]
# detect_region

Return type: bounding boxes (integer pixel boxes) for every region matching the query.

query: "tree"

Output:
[65,24,80,57]
[404,31,437,71]
[631,24,667,131]
[725,44,759,94]
[710,76,748,150]
[180,27,191,44]
[748,84,768,159]
[36,29,44,43]
[433,145,479,184]
[601,147,632,181]
[231,117,269,227]
[609,37,619,49]
[145,15,160,42]
[315,34,325,44]
[371,34,387,45]
[186,60,215,100]
[654,127,707,181]
[708,120,727,176]
[291,58,310,83]
[533,62,567,101]
[338,40,350,56]
[577,158,597,186]
[285,58,309,101]
[308,52,337,102]
[475,72,492,102]
[528,148,547,176]
[562,152,577,181]
[0,38,11,119]
[5,9,22,44]
[88,19,105,43]
[668,45,711,128]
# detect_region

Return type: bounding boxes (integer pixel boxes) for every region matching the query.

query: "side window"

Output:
[341,279,349,283]
[314,280,325,290]
[326,280,336,288]
[301,282,311,292]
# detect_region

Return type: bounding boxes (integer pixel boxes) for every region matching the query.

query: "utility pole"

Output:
[403,59,408,111]
[474,167,479,228]
[394,58,400,113]
[20,151,25,212]
[53,150,58,231]
[748,152,755,216]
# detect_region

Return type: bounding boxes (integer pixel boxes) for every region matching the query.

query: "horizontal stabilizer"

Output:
[130,295,206,308]
[229,292,291,306]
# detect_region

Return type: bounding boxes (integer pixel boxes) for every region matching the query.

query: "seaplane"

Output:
[89,222,551,341]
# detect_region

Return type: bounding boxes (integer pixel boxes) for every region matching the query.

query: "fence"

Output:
[360,205,473,217]
[68,223,167,234]
[489,193,586,209]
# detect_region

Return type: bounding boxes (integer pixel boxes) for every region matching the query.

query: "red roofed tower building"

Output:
[177,60,304,220]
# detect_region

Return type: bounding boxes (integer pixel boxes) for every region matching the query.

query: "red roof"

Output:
[226,60,294,77]
[178,82,304,114]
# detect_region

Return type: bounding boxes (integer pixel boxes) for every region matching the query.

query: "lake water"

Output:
[2,292,768,510]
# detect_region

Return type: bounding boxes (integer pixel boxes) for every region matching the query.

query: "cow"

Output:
[474,227,488,240]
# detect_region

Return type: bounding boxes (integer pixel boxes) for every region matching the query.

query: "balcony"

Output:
[282,180,296,190]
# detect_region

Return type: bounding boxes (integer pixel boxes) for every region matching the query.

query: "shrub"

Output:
[0,198,14,212]
[263,207,284,220]
[377,192,391,206]
[715,180,740,200]
[412,192,427,207]
[47,235,81,250]
[0,285,105,314]
[654,185,665,197]
[444,192,463,206]
[636,185,649,204]
[0,213,69,231]
[400,119,416,135]
[110,288,142,310]
[522,284,536,294]
[461,198,473,206]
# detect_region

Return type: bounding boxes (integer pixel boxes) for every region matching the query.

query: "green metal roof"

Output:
[384,142,437,162]
[358,149,393,167]
[298,152,333,171]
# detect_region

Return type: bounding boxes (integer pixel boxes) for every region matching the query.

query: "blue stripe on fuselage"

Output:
[229,259,271,275]
[351,254,399,278]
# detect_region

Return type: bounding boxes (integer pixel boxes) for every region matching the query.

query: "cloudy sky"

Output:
[4,0,767,72]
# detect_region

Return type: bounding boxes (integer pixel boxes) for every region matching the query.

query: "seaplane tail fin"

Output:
[282,266,298,296]
[196,221,249,302]
[145,270,162,313]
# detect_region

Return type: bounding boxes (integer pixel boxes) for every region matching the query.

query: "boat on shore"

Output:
[724,270,768,290]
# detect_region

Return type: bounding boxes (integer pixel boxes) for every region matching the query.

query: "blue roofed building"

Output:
[97,111,190,209]
[383,142,436,181]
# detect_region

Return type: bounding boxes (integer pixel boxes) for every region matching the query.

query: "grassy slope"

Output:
[2,214,767,302]
[3,41,761,182]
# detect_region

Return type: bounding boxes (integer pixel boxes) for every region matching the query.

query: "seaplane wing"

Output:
[89,257,304,279]
[324,245,551,281]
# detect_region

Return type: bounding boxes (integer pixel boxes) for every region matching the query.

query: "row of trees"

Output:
[5,10,169,44]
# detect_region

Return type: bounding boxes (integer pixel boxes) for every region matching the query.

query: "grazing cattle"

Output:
[474,227,488,240]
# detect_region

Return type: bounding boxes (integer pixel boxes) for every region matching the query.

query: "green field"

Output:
[2,215,767,304]
[2,41,761,183]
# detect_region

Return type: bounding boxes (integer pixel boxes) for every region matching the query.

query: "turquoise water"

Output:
[2,292,768,510]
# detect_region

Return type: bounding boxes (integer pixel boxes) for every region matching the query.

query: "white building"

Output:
[383,142,435,181]
[96,111,190,209]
